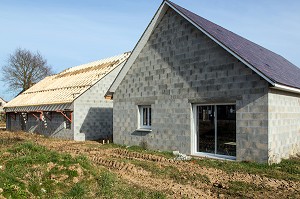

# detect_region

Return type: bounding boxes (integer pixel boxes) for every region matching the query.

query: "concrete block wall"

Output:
[26,112,73,139]
[6,112,73,139]
[113,8,270,162]
[7,113,22,132]
[73,64,123,141]
[268,89,300,163]
[6,63,123,141]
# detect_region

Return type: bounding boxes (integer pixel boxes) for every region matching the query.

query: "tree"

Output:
[1,48,53,94]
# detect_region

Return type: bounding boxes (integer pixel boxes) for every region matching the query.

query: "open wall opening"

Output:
[194,104,236,159]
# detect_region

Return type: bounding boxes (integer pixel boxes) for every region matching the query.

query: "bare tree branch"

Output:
[1,48,53,95]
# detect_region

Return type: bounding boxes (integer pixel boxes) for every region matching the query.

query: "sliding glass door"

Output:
[196,104,236,157]
[197,105,215,154]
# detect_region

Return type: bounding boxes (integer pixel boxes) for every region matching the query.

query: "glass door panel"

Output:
[196,104,236,157]
[216,105,236,156]
[197,105,215,153]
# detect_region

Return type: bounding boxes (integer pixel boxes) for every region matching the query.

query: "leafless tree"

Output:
[1,48,53,94]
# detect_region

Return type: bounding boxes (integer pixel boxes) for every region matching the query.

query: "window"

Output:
[0,102,2,106]
[195,104,236,157]
[139,106,151,129]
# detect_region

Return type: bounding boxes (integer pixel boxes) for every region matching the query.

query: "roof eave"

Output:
[273,83,300,94]
[4,102,73,109]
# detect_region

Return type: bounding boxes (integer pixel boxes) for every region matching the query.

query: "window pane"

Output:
[216,105,236,156]
[143,108,148,125]
[149,108,151,126]
[197,105,215,153]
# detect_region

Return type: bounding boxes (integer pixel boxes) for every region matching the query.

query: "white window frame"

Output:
[191,103,236,160]
[138,105,152,130]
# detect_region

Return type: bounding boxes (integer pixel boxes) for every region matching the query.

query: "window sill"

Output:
[135,128,152,132]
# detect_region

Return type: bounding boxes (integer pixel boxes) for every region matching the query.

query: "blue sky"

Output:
[0,0,299,101]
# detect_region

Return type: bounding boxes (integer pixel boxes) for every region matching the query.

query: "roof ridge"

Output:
[55,60,120,79]
[60,52,130,74]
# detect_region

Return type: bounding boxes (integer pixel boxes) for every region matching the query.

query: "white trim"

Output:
[273,83,300,94]
[135,128,152,132]
[214,106,217,154]
[192,103,237,159]
[193,152,236,161]
[138,105,152,129]
[190,103,196,154]
[194,102,236,106]
[166,1,275,86]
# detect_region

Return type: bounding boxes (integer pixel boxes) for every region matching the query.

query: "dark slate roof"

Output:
[167,1,300,89]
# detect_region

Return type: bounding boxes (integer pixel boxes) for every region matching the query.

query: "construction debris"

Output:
[173,151,192,161]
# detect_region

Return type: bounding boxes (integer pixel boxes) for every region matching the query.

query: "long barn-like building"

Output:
[4,52,130,141]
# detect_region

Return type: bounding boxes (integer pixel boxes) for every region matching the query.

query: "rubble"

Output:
[173,151,192,161]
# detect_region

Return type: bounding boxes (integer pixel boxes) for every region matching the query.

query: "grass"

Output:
[100,142,300,182]
[212,180,267,198]
[0,132,299,198]
[0,115,5,127]
[130,159,210,185]
[98,143,175,159]
[0,141,167,198]
[193,155,300,181]
[0,137,23,145]
[228,181,263,192]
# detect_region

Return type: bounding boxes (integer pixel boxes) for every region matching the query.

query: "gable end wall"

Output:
[113,8,270,162]
[73,64,123,141]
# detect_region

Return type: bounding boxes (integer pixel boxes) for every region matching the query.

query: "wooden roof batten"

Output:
[5,52,130,111]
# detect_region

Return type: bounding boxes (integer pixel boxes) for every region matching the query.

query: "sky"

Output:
[0,0,299,101]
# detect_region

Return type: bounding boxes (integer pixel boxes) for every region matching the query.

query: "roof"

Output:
[0,97,6,103]
[107,0,300,97]
[5,52,130,109]
[167,1,300,90]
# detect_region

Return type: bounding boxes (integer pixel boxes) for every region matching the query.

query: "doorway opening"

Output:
[194,104,236,159]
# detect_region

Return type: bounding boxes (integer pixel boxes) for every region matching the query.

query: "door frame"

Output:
[191,103,236,160]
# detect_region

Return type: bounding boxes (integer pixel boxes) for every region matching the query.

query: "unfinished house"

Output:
[106,1,300,163]
[5,52,130,141]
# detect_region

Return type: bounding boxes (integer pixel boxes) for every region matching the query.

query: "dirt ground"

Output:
[0,131,299,198]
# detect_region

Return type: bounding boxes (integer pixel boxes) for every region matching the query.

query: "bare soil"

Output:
[0,131,299,199]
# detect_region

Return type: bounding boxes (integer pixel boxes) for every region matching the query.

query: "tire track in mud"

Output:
[48,145,216,198]
[89,154,215,198]
[1,131,299,198]
[21,134,300,194]
[35,141,216,197]
[110,148,300,192]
